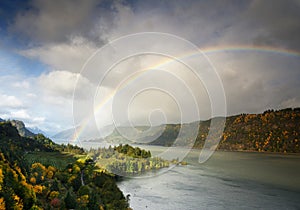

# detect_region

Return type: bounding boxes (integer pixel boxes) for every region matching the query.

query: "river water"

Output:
[116,147,300,210]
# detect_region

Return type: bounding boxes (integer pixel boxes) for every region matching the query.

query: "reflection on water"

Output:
[117,146,300,210]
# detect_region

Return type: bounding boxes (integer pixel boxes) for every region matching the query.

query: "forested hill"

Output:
[9,120,35,137]
[105,108,300,153]
[197,108,300,153]
[0,118,47,138]
[0,121,130,209]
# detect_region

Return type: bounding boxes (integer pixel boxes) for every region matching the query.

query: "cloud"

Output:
[12,0,101,43]
[26,93,37,98]
[12,81,30,89]
[0,71,91,132]
[0,109,30,119]
[2,0,299,133]
[38,70,94,99]
[0,108,46,130]
[208,50,300,114]
[16,0,300,73]
[215,0,300,49]
[10,109,30,119]
[95,1,229,45]
[280,97,300,109]
[0,93,23,108]
[19,37,96,72]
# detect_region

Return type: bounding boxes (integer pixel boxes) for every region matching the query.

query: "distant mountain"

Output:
[105,124,173,145]
[52,124,115,142]
[0,117,4,122]
[52,126,76,140]
[27,126,48,136]
[105,108,300,153]
[10,120,35,137]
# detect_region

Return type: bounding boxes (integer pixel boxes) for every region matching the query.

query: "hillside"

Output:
[0,121,130,209]
[0,118,35,137]
[105,108,300,153]
[8,120,35,137]
[197,108,300,152]
[0,119,49,137]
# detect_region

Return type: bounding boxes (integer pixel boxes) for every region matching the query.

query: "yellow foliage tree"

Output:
[49,191,60,200]
[30,177,36,184]
[0,197,5,209]
[77,195,89,208]
[0,168,3,191]
[33,185,44,194]
[46,171,54,179]
[13,194,23,209]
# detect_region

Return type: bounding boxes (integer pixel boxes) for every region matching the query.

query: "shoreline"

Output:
[202,148,300,156]
[116,142,300,156]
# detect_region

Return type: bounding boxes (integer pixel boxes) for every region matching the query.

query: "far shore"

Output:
[205,148,300,156]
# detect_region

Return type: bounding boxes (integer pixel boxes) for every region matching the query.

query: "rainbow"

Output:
[70,45,300,143]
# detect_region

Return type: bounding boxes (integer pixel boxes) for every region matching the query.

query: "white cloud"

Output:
[9,109,30,119]
[0,94,23,108]
[26,93,37,98]
[13,110,30,119]
[32,116,45,123]
[12,81,30,89]
[25,116,46,128]
[38,70,94,99]
[0,73,79,132]
[19,39,96,73]
[0,108,47,130]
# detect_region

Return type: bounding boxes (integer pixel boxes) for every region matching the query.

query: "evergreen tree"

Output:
[64,188,77,209]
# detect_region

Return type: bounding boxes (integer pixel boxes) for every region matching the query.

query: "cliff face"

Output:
[10,120,35,137]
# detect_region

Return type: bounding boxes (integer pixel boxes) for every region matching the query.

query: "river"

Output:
[116,147,300,210]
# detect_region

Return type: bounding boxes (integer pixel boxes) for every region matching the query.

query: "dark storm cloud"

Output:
[10,0,110,44]
[240,0,300,50]
[7,0,300,51]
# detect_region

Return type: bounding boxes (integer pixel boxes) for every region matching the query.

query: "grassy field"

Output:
[24,151,79,170]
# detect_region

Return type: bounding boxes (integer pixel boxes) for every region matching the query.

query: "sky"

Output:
[0,0,300,137]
